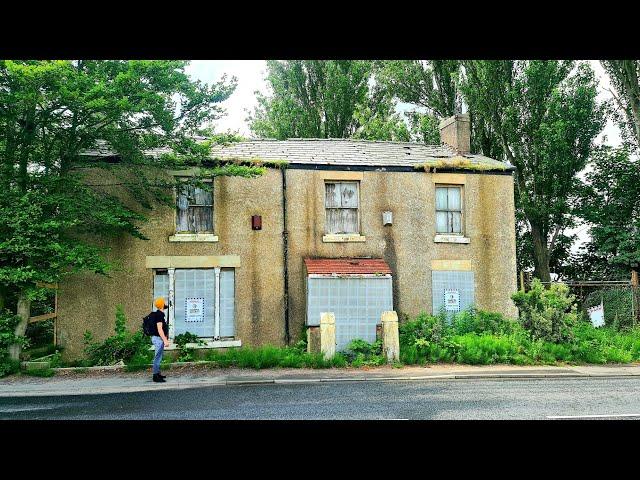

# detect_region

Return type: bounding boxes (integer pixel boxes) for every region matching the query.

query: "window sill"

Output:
[322,234,366,243]
[160,339,241,350]
[169,233,219,243]
[434,234,470,244]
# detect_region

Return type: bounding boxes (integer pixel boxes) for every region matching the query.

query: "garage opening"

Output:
[305,258,393,351]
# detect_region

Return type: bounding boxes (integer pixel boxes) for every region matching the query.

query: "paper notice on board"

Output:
[185,297,204,323]
[444,289,460,312]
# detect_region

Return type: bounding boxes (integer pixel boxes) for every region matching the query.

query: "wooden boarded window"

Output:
[325,181,359,234]
[435,185,462,234]
[176,183,213,233]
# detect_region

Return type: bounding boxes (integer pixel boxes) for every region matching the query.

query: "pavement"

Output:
[2,362,640,398]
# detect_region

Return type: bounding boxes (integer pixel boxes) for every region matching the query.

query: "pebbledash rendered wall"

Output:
[56,167,517,361]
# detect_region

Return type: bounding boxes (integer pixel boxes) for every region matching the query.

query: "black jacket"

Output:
[148,310,168,337]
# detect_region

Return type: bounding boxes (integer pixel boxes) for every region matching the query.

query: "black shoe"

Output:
[159,373,166,379]
[153,374,166,383]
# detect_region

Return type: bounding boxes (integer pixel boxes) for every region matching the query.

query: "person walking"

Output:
[148,297,169,383]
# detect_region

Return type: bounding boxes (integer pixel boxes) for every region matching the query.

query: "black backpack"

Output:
[142,313,155,336]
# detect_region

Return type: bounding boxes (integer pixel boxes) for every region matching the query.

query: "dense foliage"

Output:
[601,60,640,151]
[460,61,605,282]
[248,60,409,141]
[399,303,640,366]
[511,278,579,343]
[576,146,640,277]
[0,60,264,361]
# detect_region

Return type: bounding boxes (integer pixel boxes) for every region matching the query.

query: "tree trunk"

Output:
[8,291,31,361]
[530,223,552,283]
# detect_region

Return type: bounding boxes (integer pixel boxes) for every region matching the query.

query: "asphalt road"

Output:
[1,376,640,420]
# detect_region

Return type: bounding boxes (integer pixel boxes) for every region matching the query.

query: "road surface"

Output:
[1,376,639,420]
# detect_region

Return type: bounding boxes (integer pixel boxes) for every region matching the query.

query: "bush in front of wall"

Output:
[511,279,579,343]
[344,338,386,367]
[174,332,205,362]
[83,305,152,366]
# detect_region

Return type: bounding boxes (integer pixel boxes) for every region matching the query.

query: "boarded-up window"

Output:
[435,186,462,234]
[325,181,359,234]
[176,183,213,233]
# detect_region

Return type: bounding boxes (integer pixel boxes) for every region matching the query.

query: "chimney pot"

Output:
[439,114,471,154]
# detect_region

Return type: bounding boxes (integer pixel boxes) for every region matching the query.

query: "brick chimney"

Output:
[439,114,471,154]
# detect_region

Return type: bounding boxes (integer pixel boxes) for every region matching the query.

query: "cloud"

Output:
[186,60,267,136]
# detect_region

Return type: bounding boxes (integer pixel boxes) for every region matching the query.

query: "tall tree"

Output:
[248,60,409,141]
[375,60,503,158]
[576,146,640,279]
[0,60,261,360]
[601,60,640,150]
[460,60,605,282]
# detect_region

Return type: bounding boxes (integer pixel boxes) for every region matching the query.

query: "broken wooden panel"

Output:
[340,182,358,207]
[326,208,358,234]
[325,182,340,208]
[341,208,358,234]
[192,186,212,206]
[175,184,213,232]
[326,208,342,234]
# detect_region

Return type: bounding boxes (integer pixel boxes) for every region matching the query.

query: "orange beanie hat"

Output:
[154,297,165,310]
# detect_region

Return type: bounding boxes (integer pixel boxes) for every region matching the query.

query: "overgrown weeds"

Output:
[83,305,152,367]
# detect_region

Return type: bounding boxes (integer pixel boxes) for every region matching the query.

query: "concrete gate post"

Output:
[320,312,336,360]
[381,311,400,363]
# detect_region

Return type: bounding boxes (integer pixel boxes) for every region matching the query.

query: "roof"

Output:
[209,139,513,171]
[81,138,513,172]
[304,258,392,275]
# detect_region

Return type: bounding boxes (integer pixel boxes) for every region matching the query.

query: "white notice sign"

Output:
[444,289,461,312]
[588,302,605,328]
[185,297,204,323]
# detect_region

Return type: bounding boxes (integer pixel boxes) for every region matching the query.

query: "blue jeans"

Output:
[151,336,164,375]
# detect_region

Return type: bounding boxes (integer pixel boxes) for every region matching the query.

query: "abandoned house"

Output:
[56,114,518,360]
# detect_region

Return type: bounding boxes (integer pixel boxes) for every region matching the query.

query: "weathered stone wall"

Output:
[57,167,517,360]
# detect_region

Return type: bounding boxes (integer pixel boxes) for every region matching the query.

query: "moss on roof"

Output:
[414,156,508,173]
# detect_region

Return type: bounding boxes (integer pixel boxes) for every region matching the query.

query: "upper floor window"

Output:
[325,181,359,234]
[176,183,213,233]
[435,185,462,234]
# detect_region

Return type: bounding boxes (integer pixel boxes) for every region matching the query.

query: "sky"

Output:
[185,60,623,146]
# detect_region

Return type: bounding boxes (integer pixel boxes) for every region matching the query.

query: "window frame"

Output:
[435,184,464,235]
[174,178,214,234]
[324,180,361,235]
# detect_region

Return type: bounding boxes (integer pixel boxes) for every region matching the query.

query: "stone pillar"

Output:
[307,326,321,354]
[319,312,336,360]
[381,311,400,363]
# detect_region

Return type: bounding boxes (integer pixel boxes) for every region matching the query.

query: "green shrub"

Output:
[174,332,205,362]
[512,279,579,343]
[343,339,385,366]
[451,308,518,336]
[399,312,448,348]
[83,305,151,366]
[0,309,26,377]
